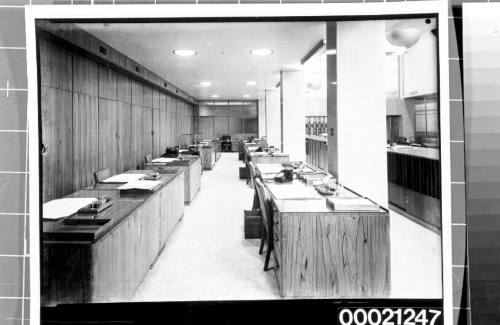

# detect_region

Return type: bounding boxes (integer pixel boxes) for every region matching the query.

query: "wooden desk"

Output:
[200,144,220,170]
[255,164,391,298]
[42,169,185,306]
[148,156,202,204]
[249,152,290,164]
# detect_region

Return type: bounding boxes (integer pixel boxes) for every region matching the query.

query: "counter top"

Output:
[387,145,439,160]
[43,169,184,243]
[306,135,328,143]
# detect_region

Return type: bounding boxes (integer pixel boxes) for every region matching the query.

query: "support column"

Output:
[265,88,281,148]
[281,70,306,162]
[329,20,388,207]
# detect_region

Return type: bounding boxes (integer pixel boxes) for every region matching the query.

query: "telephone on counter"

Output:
[274,167,294,183]
[163,146,179,158]
[78,195,113,214]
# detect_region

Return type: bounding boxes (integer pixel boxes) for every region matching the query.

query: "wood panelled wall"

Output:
[40,36,194,203]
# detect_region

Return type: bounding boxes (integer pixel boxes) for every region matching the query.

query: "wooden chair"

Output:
[248,161,259,210]
[93,168,110,184]
[144,154,152,164]
[254,178,274,271]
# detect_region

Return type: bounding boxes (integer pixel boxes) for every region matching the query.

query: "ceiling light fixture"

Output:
[211,94,219,98]
[245,81,257,86]
[173,49,197,57]
[199,81,212,87]
[242,94,251,98]
[250,48,273,56]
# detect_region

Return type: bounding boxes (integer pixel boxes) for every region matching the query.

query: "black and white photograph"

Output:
[36,15,443,305]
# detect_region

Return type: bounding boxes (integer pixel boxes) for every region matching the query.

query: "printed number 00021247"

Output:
[337,308,442,325]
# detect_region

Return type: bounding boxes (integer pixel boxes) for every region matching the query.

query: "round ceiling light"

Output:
[199,81,212,87]
[173,49,197,57]
[242,94,251,98]
[211,94,219,98]
[386,27,422,49]
[250,48,273,56]
[245,81,257,86]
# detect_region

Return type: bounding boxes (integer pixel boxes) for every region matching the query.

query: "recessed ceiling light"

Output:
[250,48,273,56]
[174,49,197,57]
[211,94,219,98]
[245,81,257,86]
[242,94,251,98]
[199,81,212,87]
[326,49,337,55]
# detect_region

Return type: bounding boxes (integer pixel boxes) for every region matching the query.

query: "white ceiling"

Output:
[77,22,326,101]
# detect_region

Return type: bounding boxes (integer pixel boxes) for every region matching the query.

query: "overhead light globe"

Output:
[386,27,422,49]
[174,49,197,57]
[211,94,219,98]
[250,48,273,56]
[245,81,257,86]
[242,94,251,98]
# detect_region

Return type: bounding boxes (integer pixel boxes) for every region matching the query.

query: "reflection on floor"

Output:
[132,153,442,301]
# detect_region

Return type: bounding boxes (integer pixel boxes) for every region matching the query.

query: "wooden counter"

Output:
[387,148,441,230]
[148,156,202,204]
[200,144,220,170]
[42,169,185,306]
[249,152,290,164]
[305,135,328,171]
[255,163,390,298]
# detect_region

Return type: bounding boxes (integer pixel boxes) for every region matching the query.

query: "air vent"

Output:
[135,66,140,73]
[99,46,107,55]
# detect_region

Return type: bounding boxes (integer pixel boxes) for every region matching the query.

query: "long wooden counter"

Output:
[387,146,441,230]
[255,163,391,298]
[42,169,185,306]
[149,156,202,204]
[305,135,328,171]
[200,143,221,170]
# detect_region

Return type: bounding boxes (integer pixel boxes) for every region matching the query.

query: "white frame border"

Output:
[25,2,451,324]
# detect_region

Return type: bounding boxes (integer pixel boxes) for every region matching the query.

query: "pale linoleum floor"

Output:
[132,153,442,301]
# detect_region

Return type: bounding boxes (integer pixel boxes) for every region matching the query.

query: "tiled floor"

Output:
[132,153,442,301]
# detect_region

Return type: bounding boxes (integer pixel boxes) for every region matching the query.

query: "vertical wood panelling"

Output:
[41,87,74,203]
[98,99,119,175]
[117,101,132,172]
[72,93,98,190]
[40,35,195,201]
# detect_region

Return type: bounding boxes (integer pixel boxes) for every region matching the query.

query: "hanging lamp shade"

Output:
[386,27,423,49]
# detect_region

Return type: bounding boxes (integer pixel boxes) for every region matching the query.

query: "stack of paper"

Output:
[326,197,380,211]
[43,198,97,220]
[118,180,162,191]
[152,157,179,163]
[102,173,147,183]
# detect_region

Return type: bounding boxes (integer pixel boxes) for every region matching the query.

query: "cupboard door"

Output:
[98,99,119,175]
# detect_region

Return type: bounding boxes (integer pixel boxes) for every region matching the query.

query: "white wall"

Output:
[265,88,281,148]
[281,70,306,161]
[336,21,388,207]
[258,97,266,137]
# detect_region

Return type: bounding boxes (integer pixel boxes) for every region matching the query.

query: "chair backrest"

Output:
[93,168,110,184]
[248,161,257,188]
[144,154,152,164]
[254,178,272,233]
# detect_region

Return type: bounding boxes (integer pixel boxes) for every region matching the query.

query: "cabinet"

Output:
[402,32,437,98]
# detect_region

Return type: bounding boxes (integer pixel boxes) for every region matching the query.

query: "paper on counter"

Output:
[43,198,97,220]
[326,197,380,211]
[267,184,322,200]
[102,173,147,183]
[118,180,163,191]
[151,157,179,163]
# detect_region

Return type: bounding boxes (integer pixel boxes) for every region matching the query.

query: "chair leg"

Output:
[259,226,266,255]
[264,246,272,271]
